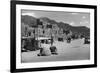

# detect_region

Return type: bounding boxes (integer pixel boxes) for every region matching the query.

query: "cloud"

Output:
[71,13,79,15]
[82,16,86,19]
[22,12,36,17]
[80,21,90,28]
[80,21,89,25]
[70,22,75,25]
[80,22,82,24]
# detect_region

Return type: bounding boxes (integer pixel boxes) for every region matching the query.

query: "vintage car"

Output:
[21,36,39,52]
[84,37,90,44]
[37,37,58,56]
[58,38,64,42]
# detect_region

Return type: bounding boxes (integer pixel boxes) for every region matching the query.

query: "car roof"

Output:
[22,36,33,39]
[22,36,51,40]
[37,37,51,40]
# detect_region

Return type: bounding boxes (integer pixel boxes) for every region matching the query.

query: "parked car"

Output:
[58,38,63,42]
[66,37,71,43]
[84,37,90,44]
[37,37,58,56]
[21,37,39,52]
[50,46,58,55]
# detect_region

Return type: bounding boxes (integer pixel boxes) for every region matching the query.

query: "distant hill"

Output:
[39,17,90,36]
[39,17,58,24]
[21,15,37,27]
[57,22,90,36]
[21,15,90,36]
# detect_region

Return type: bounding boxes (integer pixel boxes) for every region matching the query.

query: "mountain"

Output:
[39,17,90,36]
[21,15,37,27]
[21,15,90,36]
[57,22,90,36]
[39,17,58,24]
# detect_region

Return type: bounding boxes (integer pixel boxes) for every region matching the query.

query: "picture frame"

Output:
[10,0,97,72]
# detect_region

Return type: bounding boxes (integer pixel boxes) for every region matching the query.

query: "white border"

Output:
[16,4,94,69]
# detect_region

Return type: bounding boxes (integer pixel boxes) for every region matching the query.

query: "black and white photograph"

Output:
[11,1,97,72]
[21,10,90,63]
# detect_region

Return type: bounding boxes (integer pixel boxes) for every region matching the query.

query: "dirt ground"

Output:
[21,38,90,63]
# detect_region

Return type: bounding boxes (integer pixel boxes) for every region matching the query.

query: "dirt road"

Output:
[21,38,90,63]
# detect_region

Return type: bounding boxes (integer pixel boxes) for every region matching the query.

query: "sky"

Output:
[22,10,90,28]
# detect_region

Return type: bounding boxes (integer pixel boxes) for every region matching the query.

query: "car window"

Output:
[41,40,45,44]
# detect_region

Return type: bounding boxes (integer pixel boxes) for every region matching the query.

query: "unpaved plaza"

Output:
[21,38,90,63]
